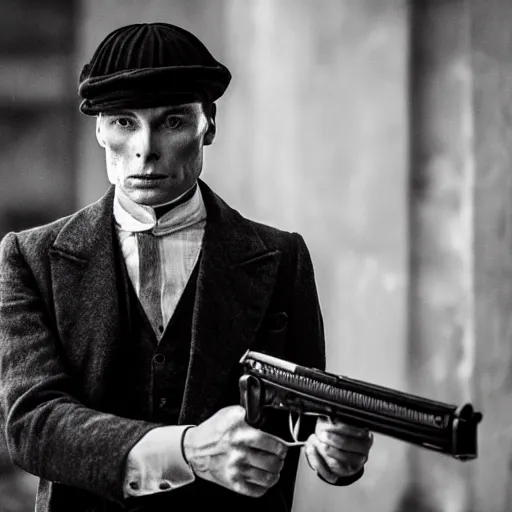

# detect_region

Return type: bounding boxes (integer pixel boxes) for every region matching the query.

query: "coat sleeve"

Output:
[286,232,364,487]
[0,232,159,505]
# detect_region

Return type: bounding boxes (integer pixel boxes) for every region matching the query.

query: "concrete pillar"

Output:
[402,1,477,511]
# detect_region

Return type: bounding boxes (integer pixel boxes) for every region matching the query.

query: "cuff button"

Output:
[159,481,172,490]
[129,481,139,490]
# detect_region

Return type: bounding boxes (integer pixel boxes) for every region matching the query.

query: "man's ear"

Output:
[203,103,216,146]
[95,115,106,148]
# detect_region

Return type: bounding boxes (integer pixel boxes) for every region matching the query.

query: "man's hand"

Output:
[304,417,373,484]
[182,405,288,497]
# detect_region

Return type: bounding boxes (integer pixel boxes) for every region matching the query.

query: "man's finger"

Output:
[320,444,368,469]
[308,435,366,477]
[244,449,286,475]
[315,431,372,455]
[242,464,281,488]
[231,479,270,498]
[317,419,370,438]
[238,429,289,458]
[311,432,368,464]
[304,442,338,483]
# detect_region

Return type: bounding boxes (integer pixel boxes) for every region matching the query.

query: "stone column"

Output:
[401,1,477,511]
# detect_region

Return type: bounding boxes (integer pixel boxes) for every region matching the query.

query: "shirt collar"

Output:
[113,183,207,236]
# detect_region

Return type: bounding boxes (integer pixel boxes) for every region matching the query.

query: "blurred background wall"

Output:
[0,0,509,511]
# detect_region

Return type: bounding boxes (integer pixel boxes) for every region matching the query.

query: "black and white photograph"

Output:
[0,1,505,511]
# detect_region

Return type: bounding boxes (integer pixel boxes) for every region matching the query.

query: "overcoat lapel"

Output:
[49,187,122,398]
[179,181,282,424]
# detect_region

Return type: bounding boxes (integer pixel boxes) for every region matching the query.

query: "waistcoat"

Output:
[118,247,200,425]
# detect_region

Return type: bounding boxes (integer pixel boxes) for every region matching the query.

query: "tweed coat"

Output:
[0,179,328,512]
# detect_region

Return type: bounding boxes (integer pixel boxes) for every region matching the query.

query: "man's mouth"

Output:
[130,174,167,180]
[129,174,168,188]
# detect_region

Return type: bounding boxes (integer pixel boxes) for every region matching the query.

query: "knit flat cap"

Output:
[78,22,231,115]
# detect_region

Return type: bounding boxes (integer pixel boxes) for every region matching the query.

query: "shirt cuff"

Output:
[123,425,196,498]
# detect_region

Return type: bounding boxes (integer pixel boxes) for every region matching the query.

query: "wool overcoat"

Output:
[0,179,328,512]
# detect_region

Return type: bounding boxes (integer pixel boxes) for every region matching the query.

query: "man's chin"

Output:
[124,188,184,208]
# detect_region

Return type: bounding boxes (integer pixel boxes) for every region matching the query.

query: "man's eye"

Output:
[115,118,133,128]
[165,116,182,129]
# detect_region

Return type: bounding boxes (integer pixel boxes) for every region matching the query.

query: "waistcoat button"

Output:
[153,353,166,364]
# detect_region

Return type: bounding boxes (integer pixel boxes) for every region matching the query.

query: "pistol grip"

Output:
[239,374,265,428]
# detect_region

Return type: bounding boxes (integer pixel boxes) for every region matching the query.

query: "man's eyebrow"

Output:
[160,105,195,115]
[101,105,196,120]
[150,106,196,124]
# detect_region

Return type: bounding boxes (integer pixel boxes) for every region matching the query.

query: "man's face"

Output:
[96,102,215,206]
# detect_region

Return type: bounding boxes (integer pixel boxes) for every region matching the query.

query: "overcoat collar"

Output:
[49,179,281,424]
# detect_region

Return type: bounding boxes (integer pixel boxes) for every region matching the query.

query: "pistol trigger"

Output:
[295,414,302,441]
[288,412,302,442]
[288,412,294,440]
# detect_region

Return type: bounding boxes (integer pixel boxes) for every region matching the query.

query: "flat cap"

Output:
[78,22,231,115]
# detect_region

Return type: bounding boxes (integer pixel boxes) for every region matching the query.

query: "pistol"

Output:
[238,350,482,461]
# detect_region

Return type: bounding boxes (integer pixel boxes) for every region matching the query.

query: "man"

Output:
[0,23,372,512]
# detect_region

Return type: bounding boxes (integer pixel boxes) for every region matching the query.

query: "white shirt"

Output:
[114,184,206,335]
[113,184,206,498]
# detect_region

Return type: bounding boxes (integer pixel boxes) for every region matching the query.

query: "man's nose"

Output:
[134,127,160,161]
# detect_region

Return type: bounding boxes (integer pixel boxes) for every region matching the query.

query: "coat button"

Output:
[153,353,166,365]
